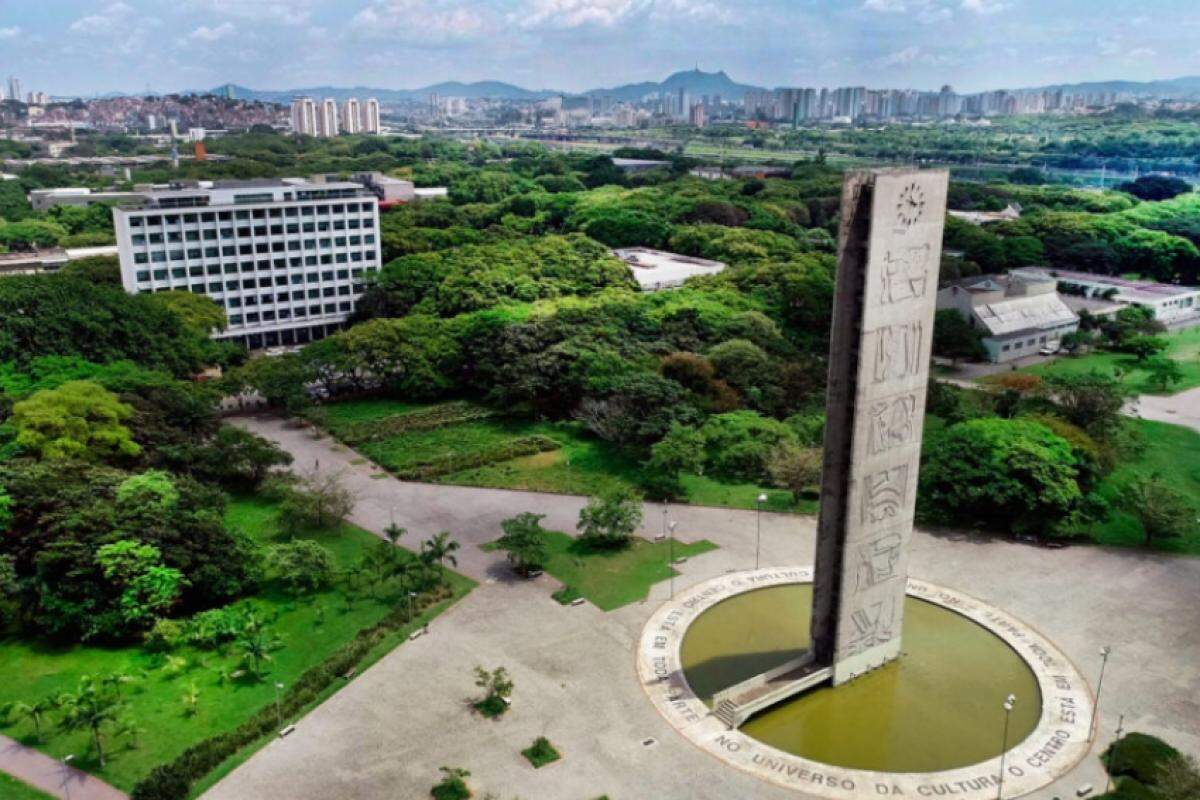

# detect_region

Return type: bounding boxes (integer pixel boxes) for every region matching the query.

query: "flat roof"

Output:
[1013,267,1197,299]
[612,247,726,290]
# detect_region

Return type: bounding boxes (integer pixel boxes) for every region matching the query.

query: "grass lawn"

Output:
[0,495,474,793]
[1021,327,1200,395]
[320,399,808,514]
[1081,419,1200,554]
[0,773,54,800]
[487,530,717,611]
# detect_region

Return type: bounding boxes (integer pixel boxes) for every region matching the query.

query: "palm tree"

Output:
[420,531,460,569]
[101,672,136,701]
[4,697,57,743]
[384,523,407,552]
[58,677,121,767]
[181,682,200,717]
[237,615,282,680]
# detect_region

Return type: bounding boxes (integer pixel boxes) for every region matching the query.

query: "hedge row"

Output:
[393,435,560,481]
[130,583,455,800]
[339,401,497,443]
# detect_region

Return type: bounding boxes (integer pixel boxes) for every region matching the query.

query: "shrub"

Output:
[1105,732,1181,786]
[431,767,471,800]
[577,488,643,549]
[144,618,187,652]
[700,411,797,482]
[522,736,561,768]
[394,436,559,480]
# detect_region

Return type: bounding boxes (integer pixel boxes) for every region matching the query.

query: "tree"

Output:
[932,309,985,363]
[1117,475,1193,546]
[58,676,121,767]
[0,553,16,626]
[918,418,1083,537]
[1143,357,1184,392]
[277,471,355,533]
[145,291,227,335]
[116,470,179,513]
[1120,335,1168,361]
[95,540,187,635]
[420,531,460,569]
[3,696,57,743]
[1158,755,1200,800]
[237,612,283,680]
[767,442,823,499]
[496,513,548,576]
[195,425,292,487]
[10,380,140,461]
[266,540,335,594]
[577,488,643,549]
[1038,372,1127,440]
[1116,174,1192,201]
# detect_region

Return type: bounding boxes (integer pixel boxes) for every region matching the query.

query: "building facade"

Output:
[362,98,381,134]
[290,96,317,136]
[341,98,361,134]
[317,98,339,137]
[937,273,1079,362]
[114,179,381,349]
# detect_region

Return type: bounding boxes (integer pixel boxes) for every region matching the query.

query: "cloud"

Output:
[960,0,1008,14]
[1126,47,1156,59]
[519,0,645,28]
[69,2,134,34]
[863,0,907,13]
[348,1,491,44]
[184,23,235,43]
[879,45,956,67]
[0,26,20,39]
[184,0,314,26]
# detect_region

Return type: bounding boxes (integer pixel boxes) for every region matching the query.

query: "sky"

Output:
[1,0,1197,97]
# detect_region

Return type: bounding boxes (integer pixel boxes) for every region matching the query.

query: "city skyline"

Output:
[1,0,1197,98]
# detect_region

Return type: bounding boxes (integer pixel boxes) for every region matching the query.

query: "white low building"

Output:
[611,248,727,291]
[1010,267,1200,325]
[937,273,1079,363]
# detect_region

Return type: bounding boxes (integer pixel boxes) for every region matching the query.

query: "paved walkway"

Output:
[1128,385,1200,434]
[201,415,1200,800]
[0,734,127,800]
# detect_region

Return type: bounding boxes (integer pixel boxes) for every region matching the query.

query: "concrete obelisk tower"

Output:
[810,168,949,686]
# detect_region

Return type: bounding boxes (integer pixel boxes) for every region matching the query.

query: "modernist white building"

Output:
[114,178,382,349]
[341,99,361,134]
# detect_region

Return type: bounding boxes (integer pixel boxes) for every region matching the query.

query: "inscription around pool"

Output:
[638,569,1094,800]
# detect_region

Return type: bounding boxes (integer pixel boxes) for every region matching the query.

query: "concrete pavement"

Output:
[0,735,127,800]
[1128,385,1200,434]
[201,414,1200,800]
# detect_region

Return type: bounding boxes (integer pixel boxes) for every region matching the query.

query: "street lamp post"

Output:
[1105,714,1125,794]
[273,682,285,730]
[668,521,678,599]
[1090,646,1112,743]
[754,493,768,570]
[997,693,1016,800]
[61,754,75,800]
[408,591,417,622]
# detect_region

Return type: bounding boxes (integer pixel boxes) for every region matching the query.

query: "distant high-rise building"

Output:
[291,96,317,136]
[688,103,706,128]
[8,76,21,104]
[341,98,361,134]
[223,84,236,100]
[361,98,381,134]
[318,98,339,137]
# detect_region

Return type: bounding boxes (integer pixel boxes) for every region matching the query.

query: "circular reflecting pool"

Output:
[680,584,1041,773]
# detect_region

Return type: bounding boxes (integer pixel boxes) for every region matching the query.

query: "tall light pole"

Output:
[62,754,75,800]
[273,682,285,730]
[668,521,678,599]
[754,493,768,570]
[997,693,1015,800]
[1105,714,1125,794]
[1090,646,1112,743]
[408,590,417,622]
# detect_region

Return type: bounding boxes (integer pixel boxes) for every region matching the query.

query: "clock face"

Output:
[896,182,926,227]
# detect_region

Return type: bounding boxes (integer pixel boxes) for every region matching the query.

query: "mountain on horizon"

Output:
[193,70,1200,106]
